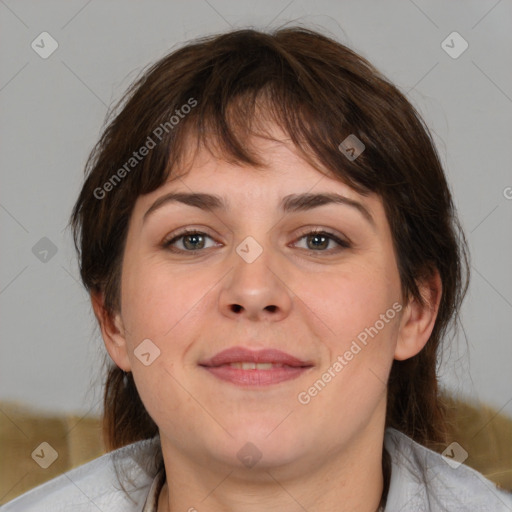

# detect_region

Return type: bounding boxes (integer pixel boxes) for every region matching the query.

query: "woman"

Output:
[2,26,511,512]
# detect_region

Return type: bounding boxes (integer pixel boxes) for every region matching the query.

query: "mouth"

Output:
[199,347,314,387]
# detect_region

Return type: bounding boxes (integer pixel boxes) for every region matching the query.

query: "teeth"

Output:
[228,362,282,370]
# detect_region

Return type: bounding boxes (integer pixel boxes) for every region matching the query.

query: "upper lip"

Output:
[199,347,313,368]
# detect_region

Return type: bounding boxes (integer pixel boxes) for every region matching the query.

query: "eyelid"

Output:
[162,226,352,254]
[293,226,351,245]
[291,227,352,251]
[161,227,220,248]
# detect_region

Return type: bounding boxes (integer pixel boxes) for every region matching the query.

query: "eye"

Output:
[162,229,219,253]
[292,229,351,252]
[162,228,351,255]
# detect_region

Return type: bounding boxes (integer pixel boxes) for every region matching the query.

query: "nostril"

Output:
[229,304,277,314]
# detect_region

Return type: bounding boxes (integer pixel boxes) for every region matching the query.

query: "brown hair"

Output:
[70,24,469,490]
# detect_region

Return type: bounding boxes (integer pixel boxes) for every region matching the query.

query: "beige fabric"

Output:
[1,396,511,504]
[0,402,103,504]
[443,395,512,492]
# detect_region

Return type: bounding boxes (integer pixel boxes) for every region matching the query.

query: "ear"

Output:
[91,291,132,372]
[395,268,442,361]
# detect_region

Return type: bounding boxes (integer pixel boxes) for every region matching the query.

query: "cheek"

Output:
[120,257,214,343]
[294,264,400,424]
[294,258,401,345]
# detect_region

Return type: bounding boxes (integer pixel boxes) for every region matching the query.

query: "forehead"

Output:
[147,126,373,205]
[123,125,397,261]
[174,138,332,193]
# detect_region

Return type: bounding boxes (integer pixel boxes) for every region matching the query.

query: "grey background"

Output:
[1,0,511,419]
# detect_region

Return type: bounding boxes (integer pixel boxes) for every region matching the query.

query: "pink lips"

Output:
[199,347,313,387]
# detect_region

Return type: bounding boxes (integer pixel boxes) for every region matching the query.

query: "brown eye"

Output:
[306,233,330,250]
[181,233,206,250]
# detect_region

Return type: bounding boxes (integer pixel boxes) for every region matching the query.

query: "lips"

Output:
[199,347,312,368]
[199,347,313,387]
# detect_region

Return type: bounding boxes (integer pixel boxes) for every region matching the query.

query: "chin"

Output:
[216,436,306,472]
[220,421,307,466]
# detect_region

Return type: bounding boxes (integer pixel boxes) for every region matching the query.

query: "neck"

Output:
[157,424,385,512]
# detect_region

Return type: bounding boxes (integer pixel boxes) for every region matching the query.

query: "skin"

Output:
[93,123,441,512]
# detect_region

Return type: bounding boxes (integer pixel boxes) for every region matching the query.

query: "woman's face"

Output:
[107,126,409,471]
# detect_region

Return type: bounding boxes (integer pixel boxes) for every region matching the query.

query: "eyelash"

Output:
[162,228,351,255]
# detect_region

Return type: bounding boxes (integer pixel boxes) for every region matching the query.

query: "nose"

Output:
[218,239,293,322]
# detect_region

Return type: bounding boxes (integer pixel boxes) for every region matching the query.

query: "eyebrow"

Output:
[143,191,375,227]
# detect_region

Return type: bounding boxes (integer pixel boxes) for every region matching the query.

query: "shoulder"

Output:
[384,428,512,512]
[0,437,162,512]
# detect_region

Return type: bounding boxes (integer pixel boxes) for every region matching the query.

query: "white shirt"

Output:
[1,428,511,511]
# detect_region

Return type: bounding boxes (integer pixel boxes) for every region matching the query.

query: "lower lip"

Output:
[201,365,311,386]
